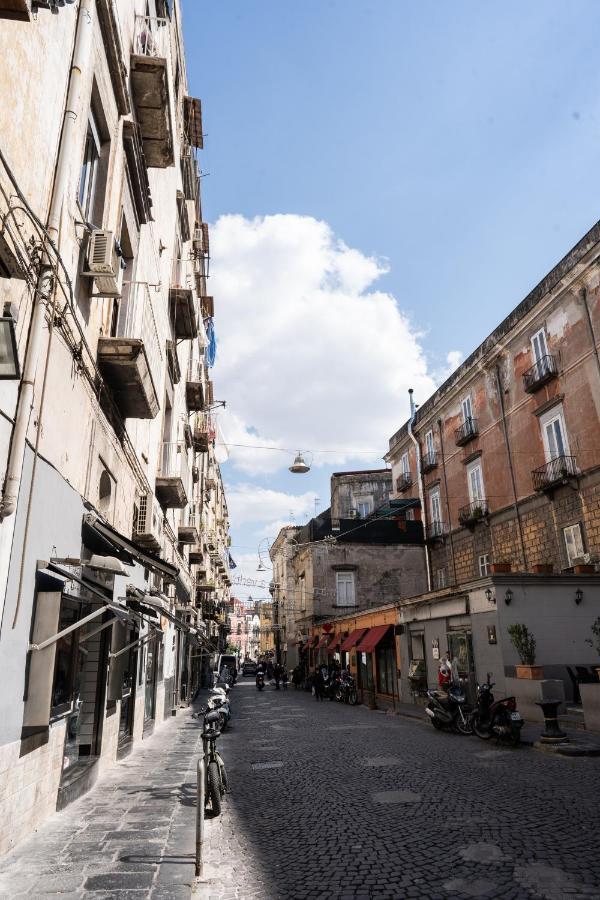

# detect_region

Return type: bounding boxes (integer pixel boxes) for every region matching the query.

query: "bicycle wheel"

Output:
[207,761,221,816]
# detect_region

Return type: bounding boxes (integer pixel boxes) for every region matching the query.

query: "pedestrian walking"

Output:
[313,667,324,701]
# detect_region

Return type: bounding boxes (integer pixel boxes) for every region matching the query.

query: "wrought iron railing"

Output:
[522,355,558,393]
[426,520,447,540]
[133,15,169,59]
[421,450,437,472]
[455,416,479,446]
[532,455,577,491]
[458,499,489,526]
[396,472,412,492]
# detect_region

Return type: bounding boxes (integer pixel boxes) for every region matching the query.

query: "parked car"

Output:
[242,660,257,676]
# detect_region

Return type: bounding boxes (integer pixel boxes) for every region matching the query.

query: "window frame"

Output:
[461,395,473,423]
[435,568,447,590]
[335,571,356,607]
[78,112,101,220]
[563,524,585,567]
[356,499,372,519]
[478,553,491,577]
[425,430,435,457]
[539,406,570,462]
[531,327,548,364]
[467,459,485,503]
[401,451,410,477]
[429,487,442,525]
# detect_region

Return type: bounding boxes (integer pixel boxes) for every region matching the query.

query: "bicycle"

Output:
[193,707,229,816]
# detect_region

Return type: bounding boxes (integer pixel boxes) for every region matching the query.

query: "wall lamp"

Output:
[504,588,513,606]
[575,588,583,606]
[485,587,495,604]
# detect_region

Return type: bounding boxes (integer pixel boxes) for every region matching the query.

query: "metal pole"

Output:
[195,757,205,878]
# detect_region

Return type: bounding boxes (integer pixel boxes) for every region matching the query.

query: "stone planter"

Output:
[580,683,600,734]
[491,562,512,574]
[532,563,553,574]
[515,665,544,680]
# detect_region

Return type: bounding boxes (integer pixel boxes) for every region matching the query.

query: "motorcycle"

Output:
[425,682,473,734]
[322,671,339,701]
[256,671,265,691]
[336,673,358,705]
[193,708,228,816]
[470,678,523,746]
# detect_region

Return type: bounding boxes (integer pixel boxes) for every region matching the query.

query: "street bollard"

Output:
[536,699,568,744]
[195,757,205,878]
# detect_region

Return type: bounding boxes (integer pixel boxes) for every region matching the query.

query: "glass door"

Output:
[144,638,157,722]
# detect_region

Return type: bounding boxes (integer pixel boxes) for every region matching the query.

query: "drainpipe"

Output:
[437,418,457,586]
[580,285,600,382]
[0,0,95,520]
[407,389,432,592]
[494,364,528,571]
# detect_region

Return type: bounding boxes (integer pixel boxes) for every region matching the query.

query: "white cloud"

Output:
[225,484,317,533]
[433,349,464,385]
[210,213,447,475]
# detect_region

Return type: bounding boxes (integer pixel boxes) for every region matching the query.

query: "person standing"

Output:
[313,667,324,701]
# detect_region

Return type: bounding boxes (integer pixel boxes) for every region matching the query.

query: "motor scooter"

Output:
[425,682,473,734]
[256,671,265,691]
[208,691,231,731]
[471,677,523,746]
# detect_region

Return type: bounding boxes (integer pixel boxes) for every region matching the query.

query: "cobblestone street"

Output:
[1,680,600,899]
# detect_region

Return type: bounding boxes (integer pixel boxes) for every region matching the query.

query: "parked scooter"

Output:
[208,691,231,731]
[193,708,228,816]
[256,671,265,691]
[336,672,358,705]
[470,677,523,746]
[425,683,473,734]
[322,670,339,701]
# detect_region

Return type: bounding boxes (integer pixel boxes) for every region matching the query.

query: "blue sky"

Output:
[182,1,600,596]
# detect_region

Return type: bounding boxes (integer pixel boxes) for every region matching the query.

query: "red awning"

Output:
[355,624,393,654]
[326,634,342,653]
[315,634,330,650]
[339,628,368,653]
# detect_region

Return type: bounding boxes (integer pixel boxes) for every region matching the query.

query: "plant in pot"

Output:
[581,618,600,733]
[507,623,543,679]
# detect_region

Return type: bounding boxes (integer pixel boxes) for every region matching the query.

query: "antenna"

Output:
[314,497,320,515]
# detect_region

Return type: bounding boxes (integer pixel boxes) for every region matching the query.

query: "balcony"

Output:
[189,545,204,565]
[426,520,448,543]
[181,150,199,202]
[155,441,190,509]
[458,499,489,527]
[532,455,578,492]
[192,414,212,452]
[186,363,204,411]
[130,16,174,168]
[169,287,198,340]
[97,282,161,419]
[421,450,437,473]
[396,473,412,493]
[455,416,479,446]
[523,355,558,393]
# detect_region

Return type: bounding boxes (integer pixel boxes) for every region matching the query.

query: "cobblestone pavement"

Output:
[1,683,600,899]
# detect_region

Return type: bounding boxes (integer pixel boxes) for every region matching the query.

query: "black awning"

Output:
[47,562,113,604]
[83,513,179,580]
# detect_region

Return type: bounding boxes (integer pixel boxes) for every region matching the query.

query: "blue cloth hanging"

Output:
[205,317,217,367]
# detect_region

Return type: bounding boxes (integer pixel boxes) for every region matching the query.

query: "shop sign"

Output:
[432,638,440,660]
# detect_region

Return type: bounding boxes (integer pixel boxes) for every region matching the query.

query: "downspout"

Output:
[437,418,457,586]
[0,0,95,520]
[407,389,432,592]
[580,285,600,382]
[495,364,528,571]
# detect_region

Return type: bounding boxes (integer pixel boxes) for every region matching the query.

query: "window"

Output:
[336,571,356,606]
[79,113,101,220]
[461,395,473,423]
[299,576,306,612]
[356,500,372,519]
[479,553,491,577]
[531,328,548,363]
[401,452,410,476]
[467,460,485,502]
[540,407,569,461]
[429,488,442,526]
[564,524,585,566]
[406,508,415,521]
[435,568,447,589]
[425,430,435,457]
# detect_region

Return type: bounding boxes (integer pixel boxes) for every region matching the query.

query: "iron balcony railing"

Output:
[458,499,489,526]
[532,455,578,491]
[455,416,479,446]
[396,472,412,492]
[158,440,190,487]
[133,15,169,59]
[120,281,163,378]
[421,450,437,473]
[523,354,558,393]
[426,520,448,541]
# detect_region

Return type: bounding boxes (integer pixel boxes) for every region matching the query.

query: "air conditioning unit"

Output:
[82,229,120,297]
[134,492,164,551]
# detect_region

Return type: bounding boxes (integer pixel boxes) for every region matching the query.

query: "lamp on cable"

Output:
[289,451,311,474]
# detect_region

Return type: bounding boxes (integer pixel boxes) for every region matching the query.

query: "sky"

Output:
[182,0,600,602]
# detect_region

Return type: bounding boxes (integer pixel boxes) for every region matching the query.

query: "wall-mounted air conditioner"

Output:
[134,492,164,550]
[82,229,120,297]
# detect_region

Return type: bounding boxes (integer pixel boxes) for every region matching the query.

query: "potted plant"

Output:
[532,563,553,574]
[581,618,600,732]
[491,561,512,574]
[507,623,544,679]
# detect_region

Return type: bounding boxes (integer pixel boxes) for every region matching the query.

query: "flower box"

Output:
[491,562,512,574]
[574,564,595,574]
[515,665,544,680]
[532,563,553,574]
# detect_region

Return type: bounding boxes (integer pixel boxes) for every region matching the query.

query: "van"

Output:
[214,653,238,682]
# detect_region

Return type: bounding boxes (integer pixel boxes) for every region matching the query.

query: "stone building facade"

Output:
[385,220,600,704]
[0,0,230,854]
